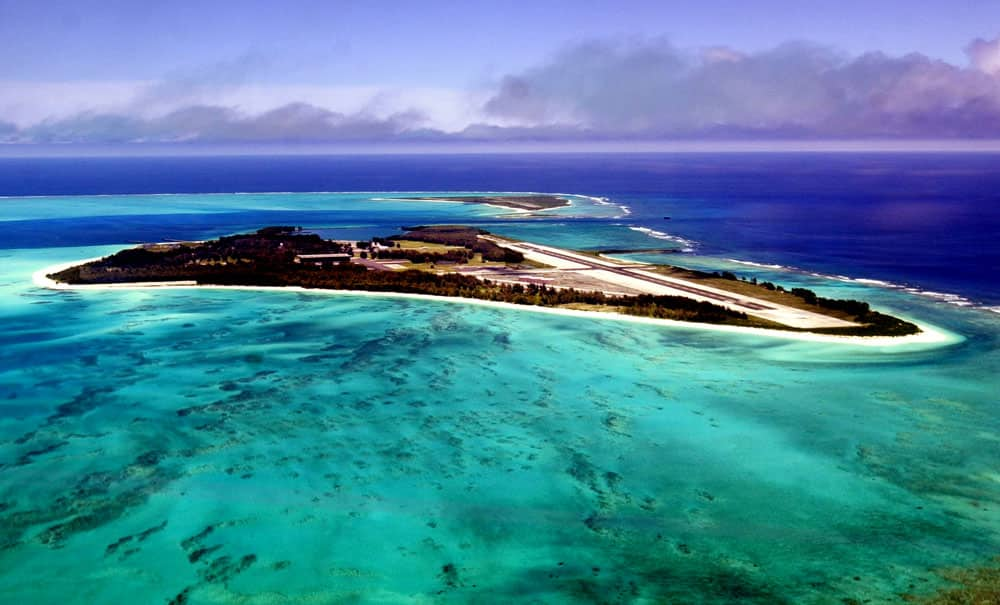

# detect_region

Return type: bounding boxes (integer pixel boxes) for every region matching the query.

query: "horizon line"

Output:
[4,139,1000,157]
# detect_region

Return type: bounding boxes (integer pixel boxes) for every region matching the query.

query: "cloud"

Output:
[21,102,432,143]
[4,36,1000,144]
[968,37,1000,76]
[483,36,1000,139]
[129,53,273,116]
[0,80,149,127]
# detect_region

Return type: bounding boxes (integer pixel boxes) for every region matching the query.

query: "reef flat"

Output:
[1,186,996,604]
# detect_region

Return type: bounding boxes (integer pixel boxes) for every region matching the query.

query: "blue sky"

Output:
[2,0,1000,146]
[3,0,997,83]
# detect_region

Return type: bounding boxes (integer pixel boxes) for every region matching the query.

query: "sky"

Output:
[2,0,1000,148]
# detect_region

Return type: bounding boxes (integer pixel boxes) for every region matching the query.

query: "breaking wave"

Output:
[727,258,992,312]
[628,226,697,252]
[582,195,632,216]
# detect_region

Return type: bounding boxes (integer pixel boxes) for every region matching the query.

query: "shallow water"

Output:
[1,192,998,604]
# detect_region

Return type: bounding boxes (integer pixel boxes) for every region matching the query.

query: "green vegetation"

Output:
[391,225,525,263]
[369,246,472,265]
[48,225,919,336]
[776,286,918,337]
[644,264,919,336]
[355,226,527,265]
[391,239,460,252]
[49,226,751,327]
[56,259,751,325]
[53,227,352,283]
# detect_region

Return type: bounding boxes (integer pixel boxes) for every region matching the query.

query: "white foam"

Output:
[912,290,975,306]
[727,258,993,312]
[726,259,788,270]
[575,194,632,217]
[628,226,697,248]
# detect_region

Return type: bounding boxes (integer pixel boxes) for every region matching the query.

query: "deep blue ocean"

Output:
[1,153,998,604]
[2,153,998,307]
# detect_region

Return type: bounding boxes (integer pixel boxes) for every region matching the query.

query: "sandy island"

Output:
[370,193,573,216]
[33,259,960,349]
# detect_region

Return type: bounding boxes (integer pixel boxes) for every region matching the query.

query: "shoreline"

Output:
[370,196,534,216]
[33,260,961,349]
[371,196,568,215]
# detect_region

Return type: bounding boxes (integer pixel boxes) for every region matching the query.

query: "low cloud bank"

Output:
[482,37,1000,139]
[22,103,430,144]
[3,35,1000,144]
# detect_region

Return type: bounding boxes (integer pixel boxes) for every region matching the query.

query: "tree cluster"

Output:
[52,227,351,283]
[369,247,471,264]
[48,226,919,336]
[390,226,524,263]
[51,236,750,326]
[786,286,917,336]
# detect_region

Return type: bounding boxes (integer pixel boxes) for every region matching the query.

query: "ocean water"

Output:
[0,155,999,604]
[2,153,998,306]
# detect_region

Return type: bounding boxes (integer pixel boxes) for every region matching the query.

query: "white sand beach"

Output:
[33,260,961,349]
[370,197,538,215]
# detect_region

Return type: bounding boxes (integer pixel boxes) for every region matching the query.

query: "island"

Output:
[45,226,919,337]
[414,195,571,212]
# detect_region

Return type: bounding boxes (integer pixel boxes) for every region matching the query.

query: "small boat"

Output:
[663,216,671,220]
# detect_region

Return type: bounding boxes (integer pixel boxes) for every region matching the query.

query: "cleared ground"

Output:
[479,237,858,330]
[344,235,857,330]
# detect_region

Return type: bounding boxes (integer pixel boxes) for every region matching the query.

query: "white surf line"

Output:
[33,260,961,349]
[726,257,1000,315]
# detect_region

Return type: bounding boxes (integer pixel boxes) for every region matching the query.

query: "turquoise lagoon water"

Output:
[1,192,998,604]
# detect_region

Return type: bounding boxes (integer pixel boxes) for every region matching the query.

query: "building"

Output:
[294,253,351,267]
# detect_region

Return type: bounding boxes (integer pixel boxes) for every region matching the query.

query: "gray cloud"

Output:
[21,103,431,144]
[483,37,1000,138]
[4,36,1000,144]
[130,53,273,114]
